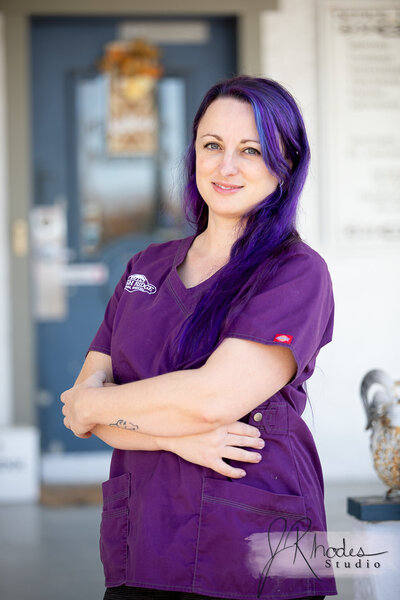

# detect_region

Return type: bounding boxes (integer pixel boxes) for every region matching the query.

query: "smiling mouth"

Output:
[212,182,244,191]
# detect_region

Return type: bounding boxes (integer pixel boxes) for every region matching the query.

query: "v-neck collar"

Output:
[167,233,224,314]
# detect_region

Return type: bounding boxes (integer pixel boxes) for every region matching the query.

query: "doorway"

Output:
[31,15,237,453]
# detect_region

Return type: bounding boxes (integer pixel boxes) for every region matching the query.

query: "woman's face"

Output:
[195,97,279,223]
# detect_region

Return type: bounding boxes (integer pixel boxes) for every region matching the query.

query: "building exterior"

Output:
[1,0,399,496]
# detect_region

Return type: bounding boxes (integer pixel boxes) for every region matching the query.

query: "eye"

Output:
[204,142,221,150]
[243,147,261,156]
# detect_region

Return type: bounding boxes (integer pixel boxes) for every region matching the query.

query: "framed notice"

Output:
[98,39,163,157]
[318,2,400,252]
[106,73,158,156]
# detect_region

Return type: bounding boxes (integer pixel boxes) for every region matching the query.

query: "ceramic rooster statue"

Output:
[360,369,400,498]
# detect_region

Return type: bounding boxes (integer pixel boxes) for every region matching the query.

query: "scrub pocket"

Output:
[100,472,131,585]
[193,477,309,599]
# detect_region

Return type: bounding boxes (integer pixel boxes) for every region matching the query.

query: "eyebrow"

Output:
[201,133,261,145]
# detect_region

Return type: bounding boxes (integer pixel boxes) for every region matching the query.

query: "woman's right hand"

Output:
[162,421,265,479]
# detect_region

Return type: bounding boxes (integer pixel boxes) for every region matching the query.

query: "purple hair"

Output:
[172,75,310,369]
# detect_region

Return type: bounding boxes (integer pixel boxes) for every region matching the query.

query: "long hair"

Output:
[172,75,311,369]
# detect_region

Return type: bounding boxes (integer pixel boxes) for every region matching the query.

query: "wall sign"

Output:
[319,2,400,251]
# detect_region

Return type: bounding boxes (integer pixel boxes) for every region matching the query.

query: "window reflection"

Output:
[76,75,186,256]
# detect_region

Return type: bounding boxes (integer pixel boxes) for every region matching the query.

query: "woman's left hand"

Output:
[61,371,107,438]
[163,421,264,478]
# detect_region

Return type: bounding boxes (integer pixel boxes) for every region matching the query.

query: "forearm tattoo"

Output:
[109,419,139,431]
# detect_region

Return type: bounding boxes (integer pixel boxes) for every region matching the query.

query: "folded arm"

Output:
[72,351,168,451]
[68,350,266,478]
[62,338,296,438]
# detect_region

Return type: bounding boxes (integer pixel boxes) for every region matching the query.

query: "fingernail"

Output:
[239,470,246,477]
[255,454,262,461]
[257,439,265,448]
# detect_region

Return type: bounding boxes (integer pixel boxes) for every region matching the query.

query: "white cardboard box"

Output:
[0,426,40,503]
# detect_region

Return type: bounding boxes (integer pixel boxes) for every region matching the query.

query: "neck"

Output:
[196,214,245,261]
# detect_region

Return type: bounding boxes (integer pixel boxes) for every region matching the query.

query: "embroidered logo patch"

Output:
[125,274,157,295]
[273,334,293,344]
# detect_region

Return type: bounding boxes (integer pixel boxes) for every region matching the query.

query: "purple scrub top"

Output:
[88,233,337,599]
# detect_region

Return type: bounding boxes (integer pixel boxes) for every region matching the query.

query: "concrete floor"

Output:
[0,479,388,600]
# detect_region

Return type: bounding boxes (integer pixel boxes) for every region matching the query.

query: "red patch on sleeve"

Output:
[273,334,293,344]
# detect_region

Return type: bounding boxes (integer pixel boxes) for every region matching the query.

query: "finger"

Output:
[222,446,263,464]
[227,433,265,449]
[63,417,71,430]
[76,432,92,439]
[227,421,261,438]
[211,458,247,479]
[61,405,66,416]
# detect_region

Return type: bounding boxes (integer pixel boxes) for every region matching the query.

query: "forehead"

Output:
[197,97,258,136]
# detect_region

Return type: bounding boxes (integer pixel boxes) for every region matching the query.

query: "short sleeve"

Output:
[87,252,141,356]
[223,247,334,383]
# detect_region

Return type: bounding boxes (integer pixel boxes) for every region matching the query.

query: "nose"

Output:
[218,151,239,177]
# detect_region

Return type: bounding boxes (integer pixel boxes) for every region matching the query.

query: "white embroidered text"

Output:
[125,274,157,295]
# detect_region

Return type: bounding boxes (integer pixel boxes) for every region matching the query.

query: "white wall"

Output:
[261,0,400,482]
[0,13,13,426]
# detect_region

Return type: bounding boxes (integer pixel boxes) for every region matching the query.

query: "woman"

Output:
[61,76,337,600]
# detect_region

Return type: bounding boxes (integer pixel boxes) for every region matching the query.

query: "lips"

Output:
[212,181,244,192]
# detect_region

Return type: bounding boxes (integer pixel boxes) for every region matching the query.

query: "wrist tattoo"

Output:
[109,419,139,431]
